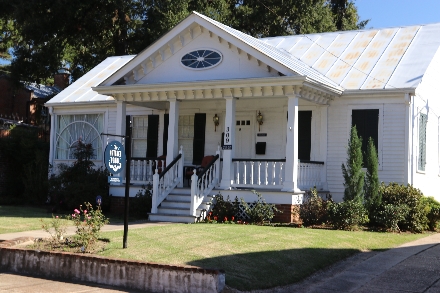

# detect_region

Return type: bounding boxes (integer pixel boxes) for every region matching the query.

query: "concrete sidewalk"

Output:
[1,224,439,293]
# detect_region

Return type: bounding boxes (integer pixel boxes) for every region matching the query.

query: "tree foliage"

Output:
[342,125,364,202]
[365,136,380,206]
[0,0,368,84]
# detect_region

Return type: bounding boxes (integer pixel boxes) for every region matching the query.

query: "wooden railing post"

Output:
[152,169,159,214]
[190,170,197,216]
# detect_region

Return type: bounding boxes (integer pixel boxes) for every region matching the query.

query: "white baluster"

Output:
[258,161,261,185]
[272,161,276,185]
[235,161,240,184]
[265,162,269,186]
[243,161,247,184]
[250,161,254,185]
[142,160,147,181]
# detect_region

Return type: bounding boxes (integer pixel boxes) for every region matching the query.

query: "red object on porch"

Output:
[185,155,215,185]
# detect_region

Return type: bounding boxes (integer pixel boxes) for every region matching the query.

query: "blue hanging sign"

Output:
[104,141,126,174]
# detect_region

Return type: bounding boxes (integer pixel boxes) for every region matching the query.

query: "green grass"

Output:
[0,205,60,234]
[98,224,428,291]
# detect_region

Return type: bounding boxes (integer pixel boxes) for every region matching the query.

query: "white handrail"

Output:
[151,147,184,214]
[190,147,221,217]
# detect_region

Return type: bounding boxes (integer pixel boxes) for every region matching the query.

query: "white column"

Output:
[220,96,236,189]
[115,101,126,182]
[166,98,179,166]
[320,106,328,190]
[158,111,165,156]
[48,107,55,167]
[282,93,301,192]
[116,101,126,138]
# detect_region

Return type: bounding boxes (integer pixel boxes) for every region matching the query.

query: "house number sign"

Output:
[104,140,126,174]
[222,126,232,150]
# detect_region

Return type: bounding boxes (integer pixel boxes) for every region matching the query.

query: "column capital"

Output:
[223,95,235,100]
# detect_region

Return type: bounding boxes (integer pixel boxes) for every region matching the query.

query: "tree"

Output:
[342,125,364,202]
[0,0,367,85]
[365,137,380,206]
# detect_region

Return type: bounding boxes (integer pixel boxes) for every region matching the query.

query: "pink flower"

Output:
[74,209,80,214]
[56,216,59,218]
[87,216,91,219]
[71,214,76,218]
[83,210,87,214]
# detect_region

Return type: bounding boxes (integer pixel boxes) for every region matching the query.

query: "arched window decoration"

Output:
[55,114,104,160]
[181,49,222,69]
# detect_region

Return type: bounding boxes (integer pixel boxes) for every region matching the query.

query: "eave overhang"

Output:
[93,76,341,105]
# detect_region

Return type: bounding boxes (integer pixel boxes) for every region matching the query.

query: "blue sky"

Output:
[356,0,440,29]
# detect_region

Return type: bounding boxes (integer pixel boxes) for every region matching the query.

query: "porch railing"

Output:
[231,159,324,190]
[190,148,221,217]
[297,160,324,190]
[232,159,285,189]
[127,156,166,183]
[151,147,184,214]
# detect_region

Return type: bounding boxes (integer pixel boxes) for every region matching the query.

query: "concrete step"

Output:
[161,200,191,209]
[166,194,191,201]
[148,213,197,223]
[157,207,193,216]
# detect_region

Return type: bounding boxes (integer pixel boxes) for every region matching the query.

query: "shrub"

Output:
[371,204,409,232]
[48,140,110,211]
[209,193,239,223]
[328,199,368,230]
[129,184,152,219]
[420,196,440,231]
[379,182,428,232]
[365,137,380,209]
[299,187,333,226]
[70,202,109,252]
[241,191,281,224]
[40,214,69,248]
[341,126,364,202]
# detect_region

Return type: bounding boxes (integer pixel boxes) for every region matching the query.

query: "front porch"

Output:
[109,151,325,223]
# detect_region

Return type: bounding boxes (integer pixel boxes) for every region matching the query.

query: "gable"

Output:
[135,30,280,85]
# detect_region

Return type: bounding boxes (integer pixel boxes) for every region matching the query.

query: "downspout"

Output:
[405,93,415,185]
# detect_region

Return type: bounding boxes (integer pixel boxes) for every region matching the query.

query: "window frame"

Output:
[347,105,383,170]
[417,112,428,173]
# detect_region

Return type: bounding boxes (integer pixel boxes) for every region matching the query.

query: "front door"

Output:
[235,117,252,158]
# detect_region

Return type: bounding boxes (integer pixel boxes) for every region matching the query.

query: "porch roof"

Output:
[93,76,338,105]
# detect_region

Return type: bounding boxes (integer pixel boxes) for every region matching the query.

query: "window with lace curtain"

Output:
[55,114,103,160]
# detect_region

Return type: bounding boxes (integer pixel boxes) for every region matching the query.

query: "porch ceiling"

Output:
[93,76,340,105]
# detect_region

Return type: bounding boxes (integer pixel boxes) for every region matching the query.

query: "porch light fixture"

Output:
[256,111,264,131]
[213,114,219,131]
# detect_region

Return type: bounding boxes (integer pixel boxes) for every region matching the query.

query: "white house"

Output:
[46,12,440,222]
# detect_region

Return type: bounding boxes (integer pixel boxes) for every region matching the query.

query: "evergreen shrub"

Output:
[299,187,333,226]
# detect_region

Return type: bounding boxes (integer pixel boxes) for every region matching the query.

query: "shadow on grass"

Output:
[0,205,53,218]
[188,247,361,291]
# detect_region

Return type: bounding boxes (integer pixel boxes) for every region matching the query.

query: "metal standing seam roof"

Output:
[26,83,60,98]
[45,55,134,105]
[260,22,440,90]
[194,12,343,90]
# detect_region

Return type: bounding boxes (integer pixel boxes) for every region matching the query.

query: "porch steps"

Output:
[148,188,213,223]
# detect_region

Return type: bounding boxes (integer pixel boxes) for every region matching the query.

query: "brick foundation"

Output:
[273,204,300,223]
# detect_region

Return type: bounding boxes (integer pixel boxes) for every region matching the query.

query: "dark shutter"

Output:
[352,109,379,165]
[162,114,169,156]
[193,113,206,165]
[146,115,159,158]
[298,111,312,161]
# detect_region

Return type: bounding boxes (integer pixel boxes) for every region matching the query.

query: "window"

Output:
[418,113,427,171]
[181,49,222,70]
[131,116,148,157]
[55,114,103,160]
[178,115,195,164]
[178,114,206,165]
[352,109,379,166]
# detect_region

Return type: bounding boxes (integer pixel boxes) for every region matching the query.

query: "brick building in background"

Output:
[0,69,70,125]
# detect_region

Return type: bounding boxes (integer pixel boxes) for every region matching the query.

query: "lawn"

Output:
[98,224,428,291]
[0,206,58,234]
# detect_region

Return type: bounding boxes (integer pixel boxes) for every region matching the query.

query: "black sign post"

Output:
[101,118,131,249]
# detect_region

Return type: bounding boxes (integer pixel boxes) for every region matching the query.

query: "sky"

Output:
[356,0,440,29]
